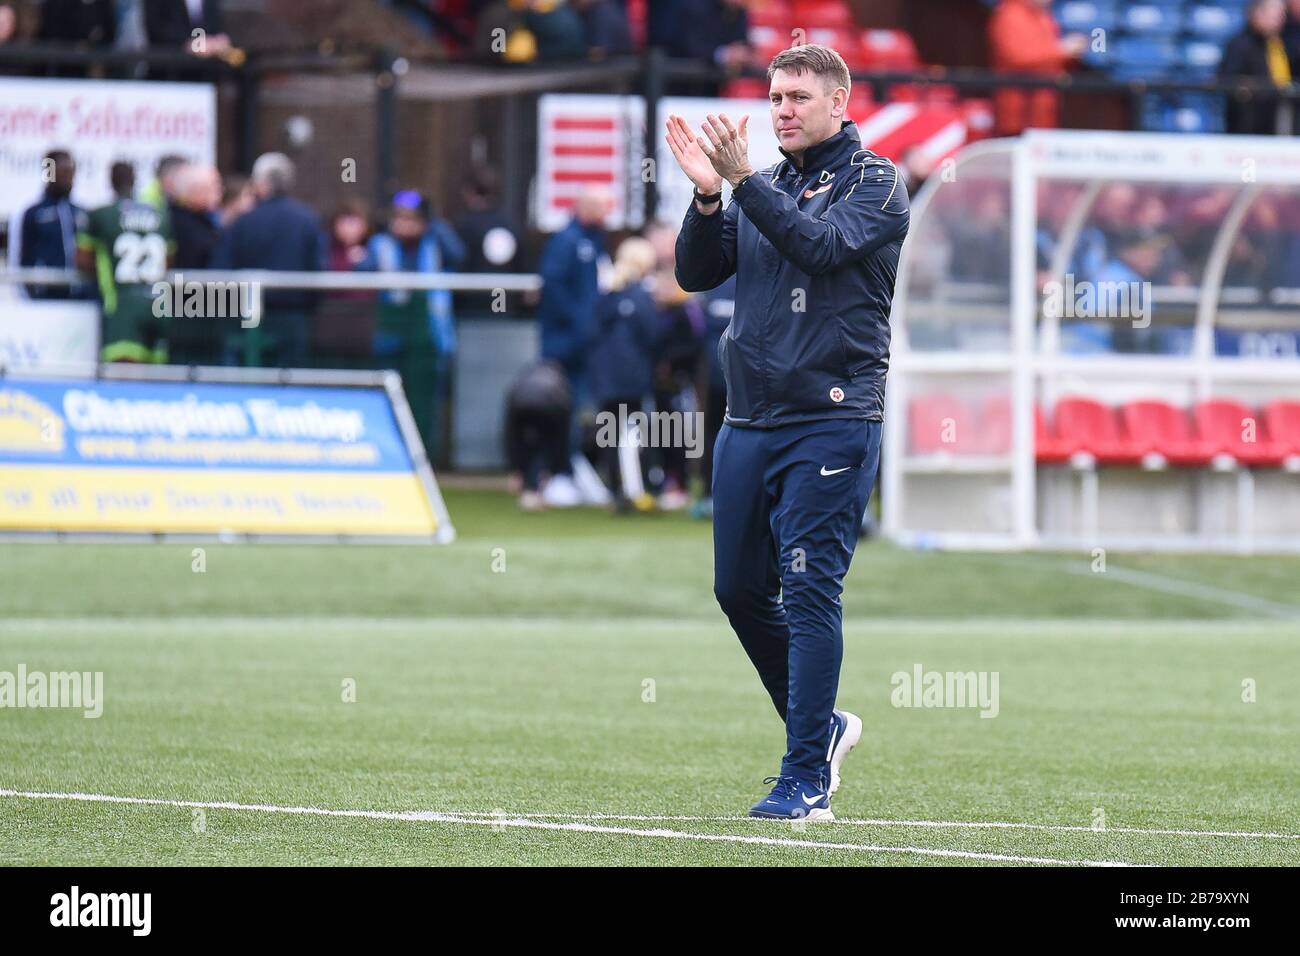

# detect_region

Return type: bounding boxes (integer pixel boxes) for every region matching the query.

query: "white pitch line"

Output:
[1044,559,1300,619]
[0,788,1130,867]
[498,813,1300,841]
[501,811,1300,842]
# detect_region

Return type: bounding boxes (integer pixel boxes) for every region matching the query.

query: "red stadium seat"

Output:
[750,24,794,64]
[804,26,862,66]
[723,78,770,99]
[1262,400,1300,466]
[1119,400,1212,467]
[1053,397,1142,465]
[908,394,974,455]
[749,0,794,31]
[1035,406,1074,464]
[856,29,921,70]
[846,86,875,122]
[975,394,1012,455]
[792,0,855,29]
[1193,399,1284,467]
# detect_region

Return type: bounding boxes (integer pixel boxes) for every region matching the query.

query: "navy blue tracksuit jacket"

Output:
[537,217,604,377]
[674,120,909,790]
[675,120,908,426]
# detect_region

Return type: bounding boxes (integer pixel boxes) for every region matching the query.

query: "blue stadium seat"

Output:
[1053,1,1117,35]
[1138,92,1225,134]
[1121,2,1183,35]
[1181,39,1223,77]
[1109,36,1180,80]
[1184,4,1245,40]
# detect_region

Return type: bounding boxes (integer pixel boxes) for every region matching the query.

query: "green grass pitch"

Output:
[1,489,1298,866]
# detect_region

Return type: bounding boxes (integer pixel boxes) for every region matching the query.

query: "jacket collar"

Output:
[778,119,861,174]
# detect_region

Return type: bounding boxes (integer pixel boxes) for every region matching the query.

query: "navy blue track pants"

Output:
[712,417,881,787]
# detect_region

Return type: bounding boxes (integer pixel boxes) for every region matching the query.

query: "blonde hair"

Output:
[609,236,657,292]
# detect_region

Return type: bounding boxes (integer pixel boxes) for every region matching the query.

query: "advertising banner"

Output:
[0,77,217,222]
[0,376,451,541]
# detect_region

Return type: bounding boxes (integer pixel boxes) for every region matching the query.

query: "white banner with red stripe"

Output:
[536,93,979,231]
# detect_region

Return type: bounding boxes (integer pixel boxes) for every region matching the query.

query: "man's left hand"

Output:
[698,114,754,189]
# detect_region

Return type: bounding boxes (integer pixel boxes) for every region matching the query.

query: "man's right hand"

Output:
[665,114,724,211]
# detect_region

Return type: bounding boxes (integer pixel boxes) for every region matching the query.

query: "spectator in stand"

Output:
[646,0,675,49]
[210,152,327,368]
[473,0,535,62]
[169,163,221,268]
[1226,198,1289,287]
[453,165,522,314]
[1286,0,1300,68]
[168,162,225,364]
[358,190,466,460]
[660,0,751,94]
[145,0,230,56]
[1131,191,1191,287]
[572,0,631,59]
[14,149,91,301]
[987,0,1086,136]
[1073,182,1137,282]
[38,0,116,45]
[588,236,660,512]
[314,200,375,368]
[329,201,371,272]
[218,173,255,227]
[141,154,187,211]
[947,189,1011,283]
[524,0,586,60]
[1220,0,1293,135]
[390,0,475,49]
[0,3,17,45]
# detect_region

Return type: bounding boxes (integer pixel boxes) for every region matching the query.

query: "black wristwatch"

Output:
[693,186,723,206]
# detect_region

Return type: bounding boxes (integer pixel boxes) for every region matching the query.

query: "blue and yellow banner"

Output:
[0,378,442,538]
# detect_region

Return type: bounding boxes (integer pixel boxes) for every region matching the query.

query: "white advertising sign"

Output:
[1024,129,1300,184]
[0,300,99,369]
[0,77,217,222]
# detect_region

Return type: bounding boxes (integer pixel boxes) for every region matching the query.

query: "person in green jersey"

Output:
[76,162,176,363]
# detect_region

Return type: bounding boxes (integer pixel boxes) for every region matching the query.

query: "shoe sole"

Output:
[829,710,863,796]
[749,807,835,822]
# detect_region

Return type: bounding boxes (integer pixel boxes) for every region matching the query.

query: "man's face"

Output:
[51,158,76,196]
[1254,0,1286,34]
[769,68,846,158]
[391,207,426,240]
[574,190,611,227]
[184,167,221,213]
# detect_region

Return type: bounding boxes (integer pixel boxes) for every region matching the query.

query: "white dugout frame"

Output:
[884,130,1300,554]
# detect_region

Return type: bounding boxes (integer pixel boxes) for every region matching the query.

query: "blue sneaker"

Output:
[828,709,863,796]
[748,775,833,821]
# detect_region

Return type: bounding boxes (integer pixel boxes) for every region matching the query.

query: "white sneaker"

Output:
[541,473,581,508]
[828,709,863,796]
